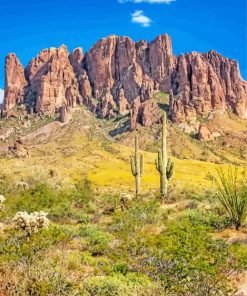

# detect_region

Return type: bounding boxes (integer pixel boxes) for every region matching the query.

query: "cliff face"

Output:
[2,34,247,126]
[3,53,27,110]
[169,50,247,123]
[26,45,82,114]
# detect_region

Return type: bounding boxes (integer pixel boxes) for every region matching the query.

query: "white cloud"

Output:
[131,10,152,27]
[119,0,175,4]
[0,89,4,104]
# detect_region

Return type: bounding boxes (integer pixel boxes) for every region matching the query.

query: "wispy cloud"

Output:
[0,89,4,104]
[131,10,152,27]
[119,0,175,4]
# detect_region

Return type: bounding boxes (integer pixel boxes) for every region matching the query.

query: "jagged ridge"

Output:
[1,34,247,128]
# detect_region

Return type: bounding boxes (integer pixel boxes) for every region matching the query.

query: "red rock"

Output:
[3,54,27,111]
[148,34,174,91]
[139,99,161,127]
[85,35,143,105]
[59,105,72,124]
[117,88,129,115]
[171,50,247,122]
[69,48,93,109]
[27,45,82,115]
[130,97,141,130]
[130,98,161,130]
[198,124,222,141]
[99,87,117,118]
[3,34,247,128]
[8,138,29,158]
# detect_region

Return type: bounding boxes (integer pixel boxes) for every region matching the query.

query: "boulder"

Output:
[198,124,222,141]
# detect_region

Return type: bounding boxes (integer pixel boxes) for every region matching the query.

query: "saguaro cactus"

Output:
[155,112,174,199]
[131,135,144,196]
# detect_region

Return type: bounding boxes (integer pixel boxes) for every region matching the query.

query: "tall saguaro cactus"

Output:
[155,112,174,200]
[131,135,144,196]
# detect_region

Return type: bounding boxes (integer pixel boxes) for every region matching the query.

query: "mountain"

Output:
[1,34,247,130]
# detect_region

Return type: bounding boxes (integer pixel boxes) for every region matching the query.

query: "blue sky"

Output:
[0,0,246,101]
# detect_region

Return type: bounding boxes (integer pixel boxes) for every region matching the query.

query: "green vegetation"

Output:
[155,112,174,200]
[0,106,247,295]
[215,167,247,230]
[131,134,144,196]
[0,180,246,295]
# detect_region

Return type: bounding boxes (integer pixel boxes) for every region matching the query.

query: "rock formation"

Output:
[1,34,247,129]
[8,138,29,158]
[59,105,72,124]
[26,45,82,115]
[170,51,247,122]
[3,54,27,111]
[198,124,222,141]
[69,48,94,112]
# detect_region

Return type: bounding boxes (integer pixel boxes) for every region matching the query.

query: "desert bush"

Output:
[112,262,129,275]
[0,260,76,296]
[13,211,50,236]
[185,208,234,231]
[5,180,93,220]
[79,225,113,255]
[7,184,64,215]
[0,224,74,264]
[82,274,162,296]
[215,167,247,230]
[0,194,6,212]
[76,213,91,224]
[135,219,241,295]
[113,200,160,235]
[119,193,133,210]
[73,179,93,204]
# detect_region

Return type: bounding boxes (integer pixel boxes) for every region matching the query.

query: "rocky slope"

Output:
[1,34,247,129]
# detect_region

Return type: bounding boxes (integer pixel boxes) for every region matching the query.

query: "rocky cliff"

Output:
[2,34,247,128]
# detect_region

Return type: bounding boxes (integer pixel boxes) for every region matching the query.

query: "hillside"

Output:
[0,105,247,295]
[0,100,246,193]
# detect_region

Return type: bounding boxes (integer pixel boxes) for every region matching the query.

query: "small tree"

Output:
[131,134,144,196]
[215,167,247,230]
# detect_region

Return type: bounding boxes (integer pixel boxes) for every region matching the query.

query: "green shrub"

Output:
[113,200,160,235]
[76,213,91,224]
[136,219,240,295]
[82,274,162,296]
[4,180,94,220]
[1,260,76,296]
[185,208,234,230]
[83,275,123,296]
[112,263,129,275]
[0,224,74,264]
[215,167,247,230]
[79,225,113,255]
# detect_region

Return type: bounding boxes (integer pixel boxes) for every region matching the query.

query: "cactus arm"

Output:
[166,158,174,179]
[166,158,172,174]
[167,162,174,179]
[131,156,137,176]
[155,158,159,172]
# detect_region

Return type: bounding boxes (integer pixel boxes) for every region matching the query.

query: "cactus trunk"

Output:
[135,174,141,195]
[155,112,174,201]
[131,135,144,196]
[160,172,168,197]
